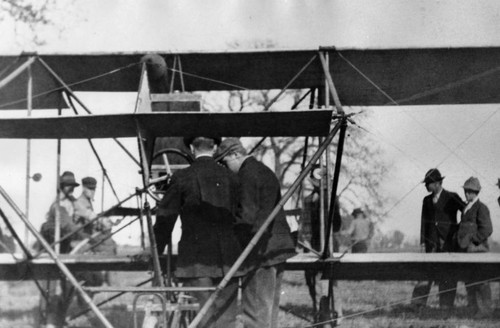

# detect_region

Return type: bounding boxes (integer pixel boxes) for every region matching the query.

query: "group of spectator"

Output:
[412,168,494,318]
[38,171,116,328]
[37,145,496,325]
[40,171,116,257]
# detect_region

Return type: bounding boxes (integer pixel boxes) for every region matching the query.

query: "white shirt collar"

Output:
[464,196,479,213]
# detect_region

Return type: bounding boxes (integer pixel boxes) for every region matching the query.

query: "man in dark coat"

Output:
[217,138,296,328]
[412,168,465,309]
[154,136,243,328]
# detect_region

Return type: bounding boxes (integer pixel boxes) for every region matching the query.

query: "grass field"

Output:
[1,270,499,328]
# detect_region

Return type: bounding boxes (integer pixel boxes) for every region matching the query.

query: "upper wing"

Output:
[2,47,500,109]
[0,110,333,139]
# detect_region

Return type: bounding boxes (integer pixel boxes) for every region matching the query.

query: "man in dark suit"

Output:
[412,168,465,309]
[154,136,243,328]
[216,138,296,328]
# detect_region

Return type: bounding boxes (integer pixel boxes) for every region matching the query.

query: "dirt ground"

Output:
[1,271,499,327]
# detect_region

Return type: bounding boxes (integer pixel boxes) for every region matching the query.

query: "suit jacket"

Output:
[154,156,243,278]
[236,156,296,268]
[420,189,465,252]
[457,200,492,251]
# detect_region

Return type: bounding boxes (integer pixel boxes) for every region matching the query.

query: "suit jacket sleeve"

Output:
[420,199,427,246]
[154,175,182,254]
[238,163,279,235]
[238,169,261,232]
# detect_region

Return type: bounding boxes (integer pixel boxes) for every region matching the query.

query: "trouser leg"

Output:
[270,265,284,328]
[476,283,493,315]
[466,283,478,310]
[411,281,431,306]
[241,265,280,328]
[305,269,318,312]
[183,276,239,328]
[438,278,456,308]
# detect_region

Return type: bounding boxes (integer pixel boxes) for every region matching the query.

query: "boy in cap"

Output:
[216,137,296,328]
[74,176,116,287]
[456,177,493,318]
[411,168,465,309]
[74,177,98,234]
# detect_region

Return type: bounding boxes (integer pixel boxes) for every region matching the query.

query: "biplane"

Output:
[1,46,500,327]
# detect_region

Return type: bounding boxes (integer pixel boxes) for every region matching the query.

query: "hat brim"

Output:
[422,176,444,184]
[61,182,79,187]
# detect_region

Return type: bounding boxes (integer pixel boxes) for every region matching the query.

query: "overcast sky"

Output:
[1,0,500,245]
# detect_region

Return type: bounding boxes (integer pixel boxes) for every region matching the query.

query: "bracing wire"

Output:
[336,51,500,217]
[299,276,500,328]
[0,61,141,109]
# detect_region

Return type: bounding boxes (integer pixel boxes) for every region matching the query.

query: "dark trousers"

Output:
[411,279,456,307]
[241,264,284,328]
[183,276,239,328]
[352,241,368,253]
[466,282,492,315]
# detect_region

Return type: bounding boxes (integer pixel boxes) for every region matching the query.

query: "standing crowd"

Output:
[38,138,496,326]
[412,168,494,318]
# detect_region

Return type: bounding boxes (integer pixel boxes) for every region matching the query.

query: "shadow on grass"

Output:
[341,304,500,322]
[0,308,36,321]
[280,304,314,323]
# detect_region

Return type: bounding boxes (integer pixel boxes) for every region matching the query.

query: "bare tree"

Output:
[0,0,64,45]
[203,87,392,229]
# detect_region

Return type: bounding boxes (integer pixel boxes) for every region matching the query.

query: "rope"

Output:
[168,67,249,91]
[0,55,21,80]
[337,51,499,177]
[337,52,500,217]
[0,61,141,109]
[294,275,500,328]
[350,117,426,172]
[65,92,121,203]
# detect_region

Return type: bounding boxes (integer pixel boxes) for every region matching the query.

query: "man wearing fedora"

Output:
[41,171,89,254]
[154,136,243,328]
[40,171,90,328]
[411,168,465,309]
[216,137,296,328]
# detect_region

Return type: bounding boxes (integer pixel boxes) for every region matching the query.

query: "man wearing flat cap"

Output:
[74,177,98,234]
[411,168,465,309]
[216,137,296,328]
[154,136,243,328]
